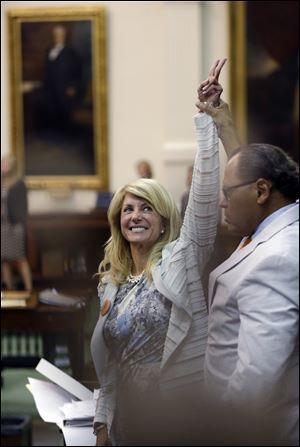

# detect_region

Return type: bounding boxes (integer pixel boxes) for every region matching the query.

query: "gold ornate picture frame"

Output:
[229,1,247,143]
[7,6,108,189]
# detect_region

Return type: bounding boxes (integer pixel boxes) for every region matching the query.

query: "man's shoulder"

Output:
[264,222,298,255]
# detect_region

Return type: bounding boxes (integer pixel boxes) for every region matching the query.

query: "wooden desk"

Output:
[1,301,86,379]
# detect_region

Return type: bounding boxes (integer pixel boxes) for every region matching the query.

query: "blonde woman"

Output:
[91,59,230,446]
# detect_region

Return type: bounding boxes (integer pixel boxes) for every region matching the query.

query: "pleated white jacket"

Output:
[91,112,219,438]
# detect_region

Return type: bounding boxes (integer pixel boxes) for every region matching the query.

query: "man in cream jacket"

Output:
[199,99,299,446]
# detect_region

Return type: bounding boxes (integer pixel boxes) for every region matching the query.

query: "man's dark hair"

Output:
[229,143,299,202]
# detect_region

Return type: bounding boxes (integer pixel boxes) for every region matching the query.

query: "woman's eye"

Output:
[143,206,151,212]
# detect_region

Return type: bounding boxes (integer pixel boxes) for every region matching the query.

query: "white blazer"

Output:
[91,113,220,437]
[205,204,299,444]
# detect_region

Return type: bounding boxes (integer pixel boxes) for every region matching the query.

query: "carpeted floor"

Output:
[1,368,40,416]
[1,368,64,446]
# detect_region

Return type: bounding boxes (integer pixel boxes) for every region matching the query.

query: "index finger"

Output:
[213,58,227,81]
[208,59,220,78]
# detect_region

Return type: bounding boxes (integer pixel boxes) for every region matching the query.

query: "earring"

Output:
[161,229,165,234]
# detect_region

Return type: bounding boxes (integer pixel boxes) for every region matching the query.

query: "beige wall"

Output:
[1,1,229,212]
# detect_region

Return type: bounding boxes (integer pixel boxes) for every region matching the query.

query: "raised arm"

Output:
[179,60,229,267]
[196,100,241,157]
[195,59,241,156]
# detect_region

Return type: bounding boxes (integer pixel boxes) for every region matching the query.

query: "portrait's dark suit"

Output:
[38,45,82,133]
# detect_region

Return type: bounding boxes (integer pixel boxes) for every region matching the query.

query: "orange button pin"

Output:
[100,299,111,316]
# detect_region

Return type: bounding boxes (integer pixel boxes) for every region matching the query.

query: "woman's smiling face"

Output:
[120,193,164,251]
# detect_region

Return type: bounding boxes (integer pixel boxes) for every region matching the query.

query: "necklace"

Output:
[126,271,144,284]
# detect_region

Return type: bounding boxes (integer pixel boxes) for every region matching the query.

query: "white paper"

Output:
[28,377,74,423]
[36,358,93,401]
[93,388,100,400]
[60,400,96,419]
[39,289,84,307]
[28,359,97,446]
[61,426,96,446]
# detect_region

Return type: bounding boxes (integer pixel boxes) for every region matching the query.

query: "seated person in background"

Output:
[95,160,154,211]
[96,159,154,211]
[95,160,154,212]
[135,159,153,178]
[1,154,32,291]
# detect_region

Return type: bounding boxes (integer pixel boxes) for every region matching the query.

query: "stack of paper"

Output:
[39,289,85,308]
[27,359,96,446]
[61,399,96,426]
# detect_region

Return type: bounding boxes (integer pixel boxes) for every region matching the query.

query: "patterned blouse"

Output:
[103,277,171,394]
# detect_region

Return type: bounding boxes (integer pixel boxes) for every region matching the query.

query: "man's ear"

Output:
[256,178,272,204]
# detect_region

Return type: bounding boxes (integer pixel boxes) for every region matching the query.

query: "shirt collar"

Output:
[252,203,297,238]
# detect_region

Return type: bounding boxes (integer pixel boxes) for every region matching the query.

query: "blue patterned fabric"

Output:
[103,277,171,392]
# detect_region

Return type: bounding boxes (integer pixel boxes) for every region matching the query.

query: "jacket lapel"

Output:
[91,281,118,381]
[209,205,299,307]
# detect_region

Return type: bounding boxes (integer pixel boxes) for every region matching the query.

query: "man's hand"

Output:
[197,99,240,155]
[196,99,232,127]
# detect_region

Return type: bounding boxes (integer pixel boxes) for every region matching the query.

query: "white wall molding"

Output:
[162,142,196,163]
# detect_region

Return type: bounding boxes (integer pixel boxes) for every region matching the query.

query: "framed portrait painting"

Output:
[7,6,108,189]
[229,1,298,162]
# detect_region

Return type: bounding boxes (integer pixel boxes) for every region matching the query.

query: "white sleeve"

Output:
[180,112,220,271]
[94,387,107,426]
[93,355,117,431]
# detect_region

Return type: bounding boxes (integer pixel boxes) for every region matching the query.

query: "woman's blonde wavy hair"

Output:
[98,178,181,285]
